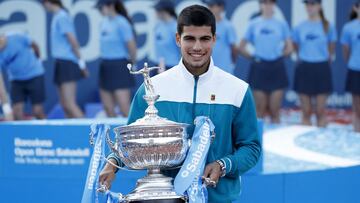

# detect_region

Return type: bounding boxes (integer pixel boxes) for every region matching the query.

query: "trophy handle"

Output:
[105,128,117,153]
[104,130,134,171]
[103,157,136,171]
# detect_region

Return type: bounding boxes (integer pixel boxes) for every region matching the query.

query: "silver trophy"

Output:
[105,63,190,202]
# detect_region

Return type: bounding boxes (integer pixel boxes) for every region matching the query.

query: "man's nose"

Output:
[192,40,202,51]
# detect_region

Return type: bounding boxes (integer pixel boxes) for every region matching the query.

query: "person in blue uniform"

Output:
[153,0,180,73]
[341,0,360,132]
[99,5,261,203]
[204,0,237,74]
[43,0,89,118]
[96,0,137,118]
[0,33,46,120]
[239,0,292,123]
[292,0,337,127]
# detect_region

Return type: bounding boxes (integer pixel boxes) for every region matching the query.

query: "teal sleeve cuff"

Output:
[220,157,232,175]
[107,153,123,173]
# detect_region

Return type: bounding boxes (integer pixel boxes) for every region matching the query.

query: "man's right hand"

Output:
[99,159,118,190]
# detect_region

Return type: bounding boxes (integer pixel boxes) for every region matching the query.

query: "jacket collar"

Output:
[177,57,214,84]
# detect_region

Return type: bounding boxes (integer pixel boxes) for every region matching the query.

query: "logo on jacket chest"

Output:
[211,94,216,101]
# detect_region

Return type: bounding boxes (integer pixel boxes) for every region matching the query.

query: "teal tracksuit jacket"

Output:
[110,58,261,203]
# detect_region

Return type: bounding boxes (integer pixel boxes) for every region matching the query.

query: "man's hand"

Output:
[99,159,118,190]
[202,161,222,187]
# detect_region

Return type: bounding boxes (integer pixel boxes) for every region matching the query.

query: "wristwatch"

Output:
[216,159,226,178]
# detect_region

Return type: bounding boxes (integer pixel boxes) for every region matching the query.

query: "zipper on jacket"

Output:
[192,76,199,120]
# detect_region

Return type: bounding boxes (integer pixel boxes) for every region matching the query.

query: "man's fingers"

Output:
[99,176,112,190]
[202,163,222,187]
[202,165,212,179]
[102,180,110,189]
[209,169,220,183]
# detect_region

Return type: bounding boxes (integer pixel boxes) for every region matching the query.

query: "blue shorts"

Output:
[54,59,83,85]
[346,69,360,95]
[294,61,333,95]
[99,58,135,91]
[248,57,289,92]
[11,75,45,104]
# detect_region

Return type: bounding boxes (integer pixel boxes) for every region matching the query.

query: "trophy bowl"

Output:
[113,122,190,170]
[108,120,190,202]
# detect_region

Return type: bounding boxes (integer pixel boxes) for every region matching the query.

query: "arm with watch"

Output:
[202,89,261,186]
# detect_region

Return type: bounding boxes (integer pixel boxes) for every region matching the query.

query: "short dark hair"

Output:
[177,5,216,36]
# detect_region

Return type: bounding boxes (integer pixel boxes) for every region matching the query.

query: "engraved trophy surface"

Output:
[106,63,190,202]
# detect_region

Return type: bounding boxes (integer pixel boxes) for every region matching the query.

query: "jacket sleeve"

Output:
[222,88,262,177]
[107,84,147,167]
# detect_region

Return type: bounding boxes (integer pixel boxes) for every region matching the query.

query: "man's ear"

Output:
[176,33,181,47]
[212,34,217,46]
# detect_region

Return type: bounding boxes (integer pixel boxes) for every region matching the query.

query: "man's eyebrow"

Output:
[183,35,195,38]
[200,35,212,39]
[182,35,213,39]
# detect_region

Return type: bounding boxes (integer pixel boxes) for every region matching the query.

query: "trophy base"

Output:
[125,169,186,203]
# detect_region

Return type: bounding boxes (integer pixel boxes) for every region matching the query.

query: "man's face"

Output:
[0,35,7,51]
[176,26,216,70]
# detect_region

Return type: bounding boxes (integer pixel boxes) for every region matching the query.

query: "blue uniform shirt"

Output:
[341,19,360,71]
[50,9,78,62]
[293,20,337,62]
[244,16,290,61]
[100,15,134,59]
[212,19,237,73]
[0,33,44,81]
[154,19,180,67]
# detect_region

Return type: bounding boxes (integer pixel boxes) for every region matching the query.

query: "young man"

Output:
[0,33,46,120]
[99,5,261,203]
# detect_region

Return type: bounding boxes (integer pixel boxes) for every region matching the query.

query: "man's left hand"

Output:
[202,161,222,187]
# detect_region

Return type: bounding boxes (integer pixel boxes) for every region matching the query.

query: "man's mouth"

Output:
[189,53,205,58]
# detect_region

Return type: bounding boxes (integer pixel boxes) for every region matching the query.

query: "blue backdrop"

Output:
[0,0,355,114]
[0,120,359,202]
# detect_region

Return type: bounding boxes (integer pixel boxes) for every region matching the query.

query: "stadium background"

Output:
[1,1,360,203]
[0,0,353,116]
